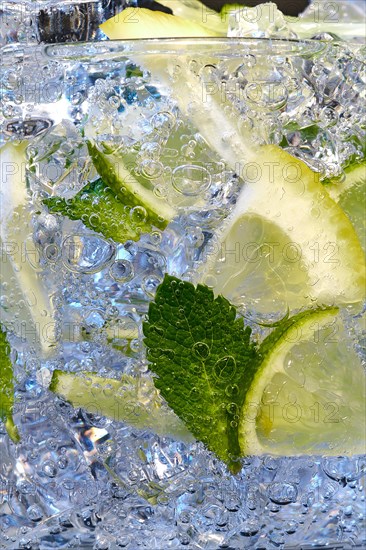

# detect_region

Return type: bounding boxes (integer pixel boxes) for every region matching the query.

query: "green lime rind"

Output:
[87,141,175,231]
[257,306,339,361]
[44,178,151,244]
[49,369,193,442]
[0,328,20,443]
[325,161,365,253]
[143,274,259,474]
[240,306,340,455]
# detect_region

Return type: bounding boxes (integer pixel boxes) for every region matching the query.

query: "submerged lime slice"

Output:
[240,308,366,456]
[200,146,366,314]
[87,142,176,231]
[50,370,193,442]
[0,327,20,443]
[0,142,56,354]
[326,162,366,253]
[100,7,224,39]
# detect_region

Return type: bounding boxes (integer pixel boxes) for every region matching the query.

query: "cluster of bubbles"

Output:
[1,384,365,549]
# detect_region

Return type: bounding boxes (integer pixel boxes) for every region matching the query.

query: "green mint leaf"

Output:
[143,274,259,473]
[44,178,151,244]
[0,327,20,443]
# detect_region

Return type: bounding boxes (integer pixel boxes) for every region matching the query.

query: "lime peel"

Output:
[0,327,20,443]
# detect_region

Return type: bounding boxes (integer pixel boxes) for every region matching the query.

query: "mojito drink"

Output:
[0,29,365,549]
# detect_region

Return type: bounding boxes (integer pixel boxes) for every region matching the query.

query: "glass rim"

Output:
[40,37,327,62]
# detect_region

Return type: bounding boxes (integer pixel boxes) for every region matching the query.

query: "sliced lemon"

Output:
[240,307,366,455]
[50,370,193,442]
[200,146,366,314]
[100,7,224,39]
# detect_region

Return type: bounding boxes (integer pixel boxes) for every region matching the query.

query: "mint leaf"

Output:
[143,274,259,473]
[0,328,20,443]
[44,178,151,244]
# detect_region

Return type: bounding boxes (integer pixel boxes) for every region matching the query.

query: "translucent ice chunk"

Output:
[227,2,297,39]
[27,120,95,199]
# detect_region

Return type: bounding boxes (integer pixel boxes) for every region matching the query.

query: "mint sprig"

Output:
[143,274,259,473]
[0,327,20,443]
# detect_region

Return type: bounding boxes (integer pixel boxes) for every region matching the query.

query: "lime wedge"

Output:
[240,307,366,456]
[326,162,366,253]
[100,7,224,39]
[200,146,366,314]
[0,143,56,355]
[49,370,193,442]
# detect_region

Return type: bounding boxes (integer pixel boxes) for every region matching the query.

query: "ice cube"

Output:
[27,119,95,199]
[227,2,297,39]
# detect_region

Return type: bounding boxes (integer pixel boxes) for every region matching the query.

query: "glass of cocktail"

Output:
[0,8,365,549]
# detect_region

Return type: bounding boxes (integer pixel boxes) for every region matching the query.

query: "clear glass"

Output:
[0,38,365,549]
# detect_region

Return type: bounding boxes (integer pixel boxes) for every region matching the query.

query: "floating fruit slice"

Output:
[240,307,366,455]
[326,161,365,253]
[100,7,224,39]
[200,146,366,314]
[0,327,20,443]
[0,142,56,354]
[49,370,193,443]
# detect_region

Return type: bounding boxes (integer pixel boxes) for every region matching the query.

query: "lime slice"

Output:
[200,146,366,314]
[158,0,226,34]
[50,370,193,442]
[240,307,366,455]
[87,142,176,231]
[0,142,56,355]
[0,327,20,443]
[100,7,224,39]
[326,162,365,253]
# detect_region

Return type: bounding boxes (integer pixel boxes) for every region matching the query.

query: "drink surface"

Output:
[0,38,365,548]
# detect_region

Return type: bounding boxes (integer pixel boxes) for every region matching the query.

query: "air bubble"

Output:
[62,234,115,274]
[151,111,175,133]
[109,260,134,282]
[192,342,210,359]
[226,403,239,415]
[172,165,211,196]
[130,206,147,223]
[189,387,200,401]
[225,384,239,397]
[42,460,58,478]
[214,356,237,381]
[268,482,298,505]
[139,159,164,179]
[27,505,43,522]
